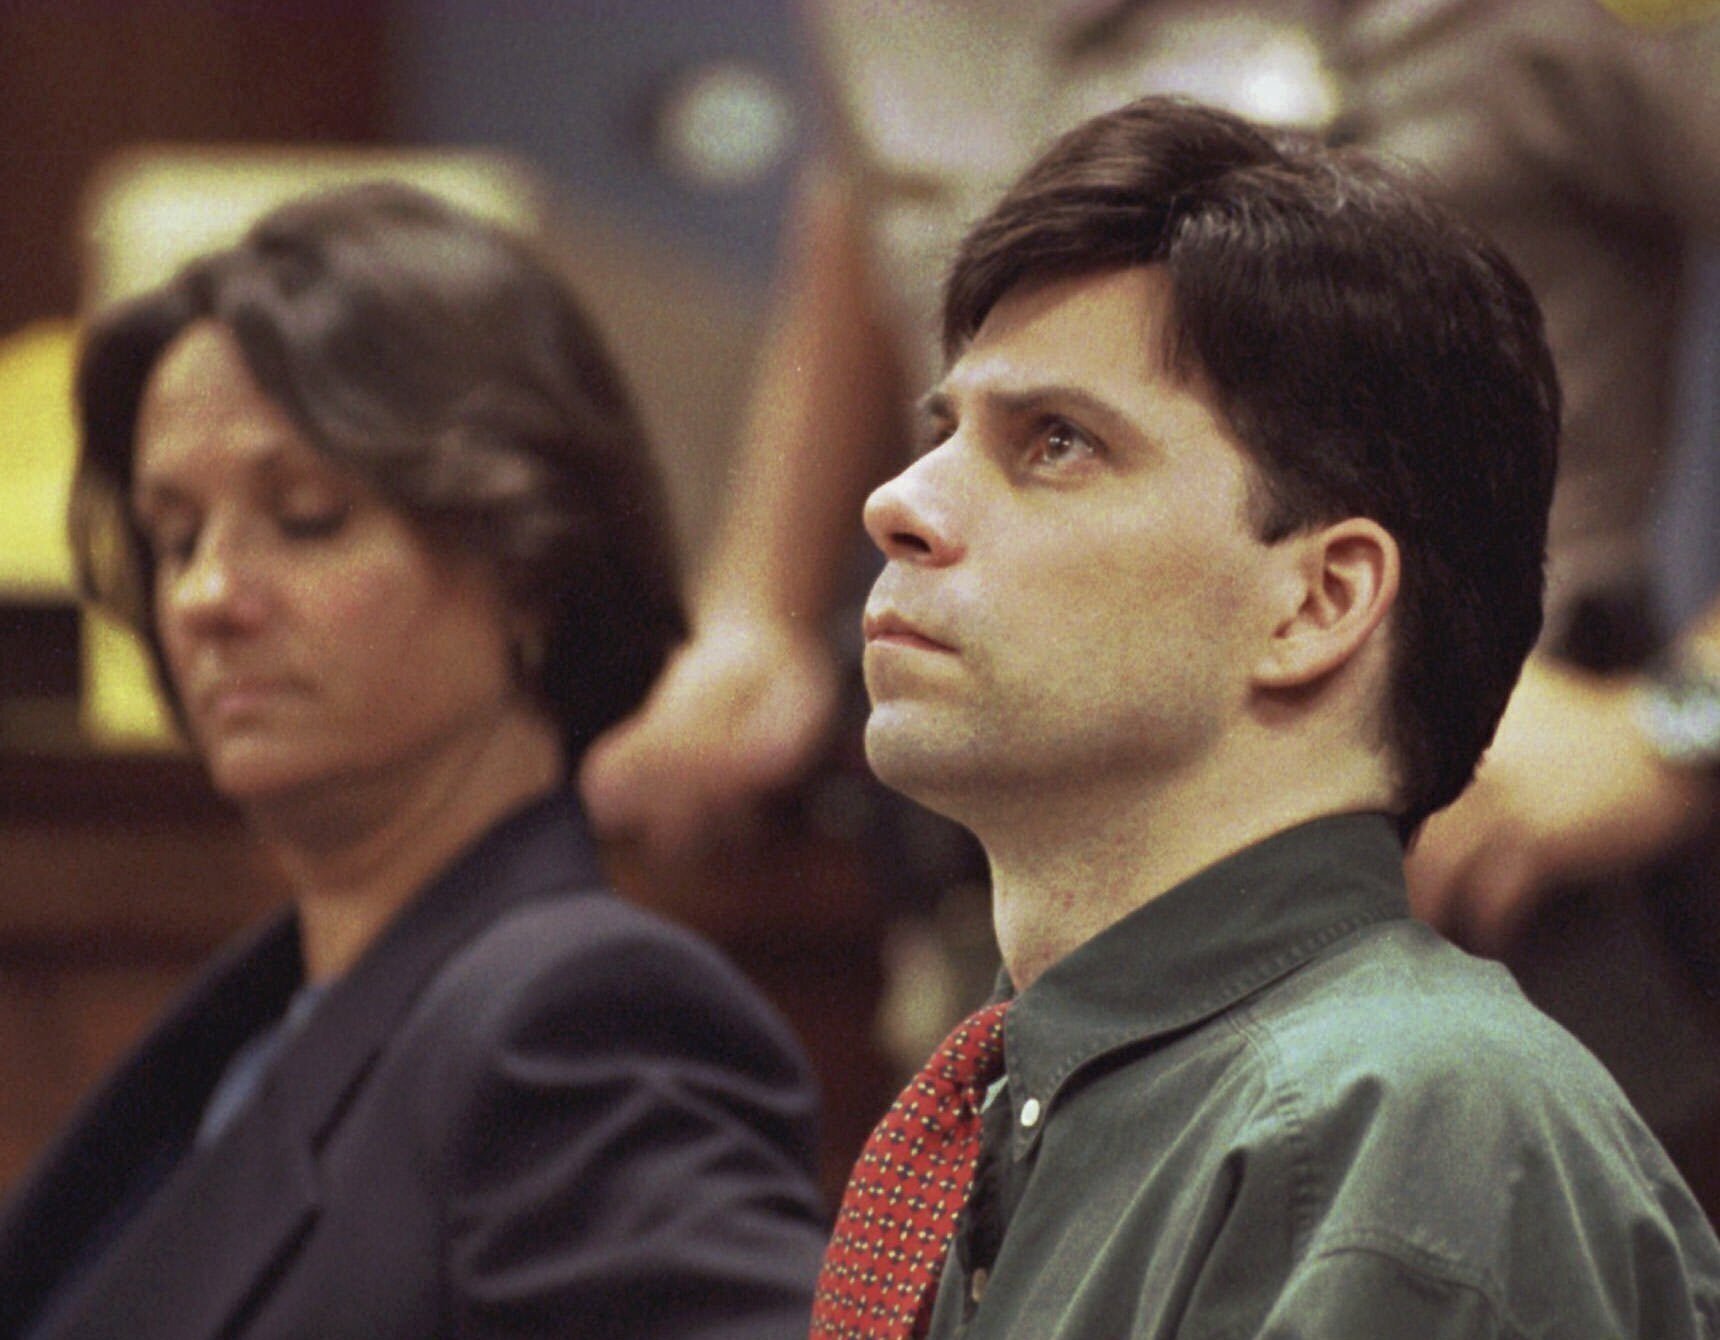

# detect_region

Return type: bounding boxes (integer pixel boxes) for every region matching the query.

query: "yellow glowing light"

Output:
[82,608,176,747]
[0,320,79,596]
[0,318,175,747]
[1596,0,1719,26]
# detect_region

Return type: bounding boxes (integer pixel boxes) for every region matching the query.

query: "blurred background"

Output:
[0,0,904,1205]
[2,0,1717,1221]
[1,0,813,580]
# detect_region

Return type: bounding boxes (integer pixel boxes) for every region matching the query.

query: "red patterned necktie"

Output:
[811,999,1012,1339]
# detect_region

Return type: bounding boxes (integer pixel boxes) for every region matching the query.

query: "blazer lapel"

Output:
[20,791,604,1340]
[50,1085,321,1340]
[259,791,606,1154]
[0,917,301,1339]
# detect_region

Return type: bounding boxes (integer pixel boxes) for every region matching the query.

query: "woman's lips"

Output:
[199,678,294,721]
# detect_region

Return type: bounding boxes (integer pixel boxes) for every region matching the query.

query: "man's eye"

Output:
[915,419,955,458]
[1033,419,1099,468]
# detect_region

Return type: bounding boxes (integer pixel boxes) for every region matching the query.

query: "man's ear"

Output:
[1253,518,1400,691]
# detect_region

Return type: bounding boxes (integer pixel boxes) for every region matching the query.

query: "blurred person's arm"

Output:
[580,163,905,862]
[1406,8,1720,949]
[1409,599,1720,951]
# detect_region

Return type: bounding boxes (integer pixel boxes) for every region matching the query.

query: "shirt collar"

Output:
[1001,812,1407,1153]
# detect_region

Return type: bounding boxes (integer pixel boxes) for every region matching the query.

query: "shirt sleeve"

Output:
[1182,972,1720,1340]
[1248,1244,1510,1340]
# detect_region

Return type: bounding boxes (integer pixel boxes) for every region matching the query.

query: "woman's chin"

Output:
[200,749,323,811]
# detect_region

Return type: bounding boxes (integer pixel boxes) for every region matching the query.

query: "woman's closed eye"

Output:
[274,476,355,541]
[277,501,351,540]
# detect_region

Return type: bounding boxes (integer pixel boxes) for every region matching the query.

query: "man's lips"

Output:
[862,609,955,653]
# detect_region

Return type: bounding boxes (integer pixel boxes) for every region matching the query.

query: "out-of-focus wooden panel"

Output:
[0,961,199,1187]
[0,2,388,334]
[0,755,287,953]
[0,753,289,1187]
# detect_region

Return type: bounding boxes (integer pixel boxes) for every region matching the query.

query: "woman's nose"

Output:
[164,526,267,633]
[862,448,966,567]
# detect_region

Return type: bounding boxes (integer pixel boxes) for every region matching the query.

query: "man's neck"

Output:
[977,750,1393,992]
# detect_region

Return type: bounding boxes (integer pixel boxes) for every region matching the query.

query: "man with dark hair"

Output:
[810,97,1720,1339]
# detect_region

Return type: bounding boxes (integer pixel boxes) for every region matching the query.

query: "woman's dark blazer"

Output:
[0,792,827,1338]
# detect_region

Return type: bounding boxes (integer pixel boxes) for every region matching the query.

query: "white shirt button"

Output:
[970,1267,990,1303]
[1019,1096,1042,1127]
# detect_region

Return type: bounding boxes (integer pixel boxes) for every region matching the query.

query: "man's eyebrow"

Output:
[919,382,1139,440]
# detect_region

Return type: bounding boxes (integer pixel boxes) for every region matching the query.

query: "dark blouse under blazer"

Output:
[0,792,827,1339]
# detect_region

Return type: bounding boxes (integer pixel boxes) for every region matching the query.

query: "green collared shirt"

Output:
[928,814,1720,1338]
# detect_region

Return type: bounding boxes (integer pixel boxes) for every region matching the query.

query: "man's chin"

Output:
[863,717,980,818]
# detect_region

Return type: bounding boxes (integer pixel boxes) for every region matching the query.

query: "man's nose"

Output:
[862,447,966,567]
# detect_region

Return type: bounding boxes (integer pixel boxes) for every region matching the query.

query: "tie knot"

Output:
[931,999,1011,1094]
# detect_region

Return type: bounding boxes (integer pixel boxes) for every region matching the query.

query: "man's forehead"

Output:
[932,267,1190,406]
[977,261,1179,341]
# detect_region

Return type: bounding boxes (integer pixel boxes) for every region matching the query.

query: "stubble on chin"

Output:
[862,702,990,820]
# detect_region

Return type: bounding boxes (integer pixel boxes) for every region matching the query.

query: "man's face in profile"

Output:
[859,264,1290,824]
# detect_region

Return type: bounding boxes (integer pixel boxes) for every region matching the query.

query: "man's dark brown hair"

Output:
[943,97,1561,836]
